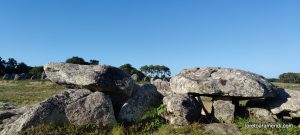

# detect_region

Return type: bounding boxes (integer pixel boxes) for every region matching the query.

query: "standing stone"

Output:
[44,62,134,96]
[30,76,36,80]
[213,97,235,123]
[41,71,47,79]
[118,84,162,124]
[14,74,21,80]
[1,89,116,135]
[2,74,11,80]
[163,94,202,126]
[170,67,276,98]
[131,74,139,82]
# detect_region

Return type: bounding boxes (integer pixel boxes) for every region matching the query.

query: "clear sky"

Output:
[0,0,299,78]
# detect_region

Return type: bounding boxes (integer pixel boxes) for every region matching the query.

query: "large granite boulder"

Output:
[1,89,116,135]
[151,79,172,96]
[118,84,162,124]
[247,108,277,122]
[163,94,202,126]
[44,62,134,96]
[0,105,31,131]
[268,89,300,118]
[170,67,276,98]
[213,97,235,123]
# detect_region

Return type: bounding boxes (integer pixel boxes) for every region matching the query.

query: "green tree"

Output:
[66,56,89,65]
[16,62,30,74]
[5,58,17,74]
[120,64,145,80]
[0,57,5,75]
[140,65,171,79]
[29,66,44,77]
[89,59,99,65]
[279,73,300,83]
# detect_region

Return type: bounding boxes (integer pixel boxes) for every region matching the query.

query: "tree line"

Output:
[0,56,171,81]
[0,56,100,78]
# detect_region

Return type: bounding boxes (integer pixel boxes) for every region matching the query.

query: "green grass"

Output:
[273,82,300,91]
[0,79,63,105]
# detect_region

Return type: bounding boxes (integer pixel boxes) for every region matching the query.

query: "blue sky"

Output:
[0,0,299,78]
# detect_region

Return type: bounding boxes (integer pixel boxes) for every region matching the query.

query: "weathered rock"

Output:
[1,89,116,135]
[268,89,300,118]
[2,74,11,80]
[30,76,36,80]
[213,97,235,123]
[151,79,172,96]
[41,71,47,79]
[0,103,17,111]
[118,84,162,124]
[131,74,139,82]
[13,74,21,80]
[203,123,240,135]
[19,73,27,79]
[247,108,277,122]
[44,62,134,96]
[0,105,32,132]
[163,94,202,126]
[170,67,276,98]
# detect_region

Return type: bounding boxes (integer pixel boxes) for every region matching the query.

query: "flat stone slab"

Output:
[44,62,134,96]
[170,67,276,98]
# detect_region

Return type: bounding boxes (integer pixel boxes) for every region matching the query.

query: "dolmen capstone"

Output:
[44,62,134,96]
[0,62,162,135]
[169,67,277,123]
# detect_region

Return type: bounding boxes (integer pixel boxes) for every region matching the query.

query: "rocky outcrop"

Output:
[118,84,162,124]
[44,62,134,96]
[212,97,235,123]
[1,89,116,135]
[268,89,300,118]
[0,102,33,132]
[163,94,202,126]
[203,123,240,135]
[170,67,276,98]
[151,79,172,96]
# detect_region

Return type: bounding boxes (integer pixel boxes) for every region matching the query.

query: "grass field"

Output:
[1,79,300,134]
[0,79,63,105]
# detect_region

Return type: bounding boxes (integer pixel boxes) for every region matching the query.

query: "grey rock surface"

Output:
[131,74,139,82]
[204,123,240,135]
[163,94,202,126]
[44,62,134,96]
[41,71,47,79]
[247,108,277,122]
[118,84,162,124]
[13,74,21,80]
[268,89,300,118]
[213,97,235,123]
[1,89,116,135]
[170,67,276,98]
[151,79,172,96]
